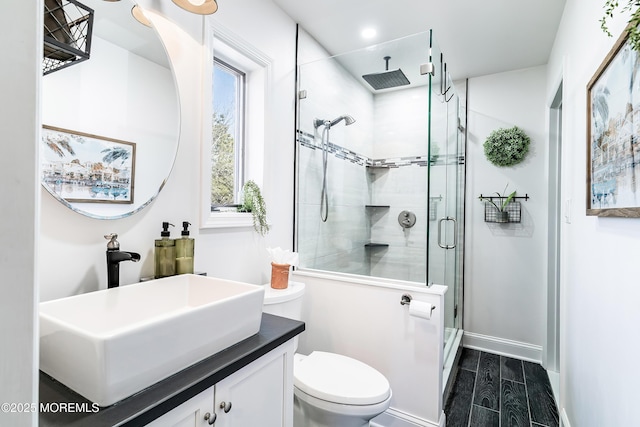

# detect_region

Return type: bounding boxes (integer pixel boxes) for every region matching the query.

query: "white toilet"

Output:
[263,282,392,427]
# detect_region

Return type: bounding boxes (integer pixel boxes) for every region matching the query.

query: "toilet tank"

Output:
[262,281,305,320]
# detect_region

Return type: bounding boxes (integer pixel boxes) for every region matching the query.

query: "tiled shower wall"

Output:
[368,87,430,282]
[296,29,374,275]
[296,29,433,282]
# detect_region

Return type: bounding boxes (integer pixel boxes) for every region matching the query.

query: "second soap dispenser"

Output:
[175,221,195,275]
[154,222,175,278]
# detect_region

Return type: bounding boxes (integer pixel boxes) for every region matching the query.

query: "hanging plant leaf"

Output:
[238,180,270,236]
[483,126,530,167]
[600,0,640,51]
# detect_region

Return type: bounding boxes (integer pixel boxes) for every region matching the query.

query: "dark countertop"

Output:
[39,313,305,427]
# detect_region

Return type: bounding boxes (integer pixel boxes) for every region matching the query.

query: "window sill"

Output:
[201,212,254,229]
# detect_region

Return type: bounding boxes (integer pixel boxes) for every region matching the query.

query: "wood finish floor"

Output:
[445,349,559,427]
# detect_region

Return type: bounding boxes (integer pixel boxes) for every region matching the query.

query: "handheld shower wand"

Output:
[314,115,356,129]
[314,115,356,222]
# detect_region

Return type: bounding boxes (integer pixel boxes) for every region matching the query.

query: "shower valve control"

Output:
[398,210,416,229]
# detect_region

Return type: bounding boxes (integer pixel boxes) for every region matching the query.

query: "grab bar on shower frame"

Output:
[437,216,457,249]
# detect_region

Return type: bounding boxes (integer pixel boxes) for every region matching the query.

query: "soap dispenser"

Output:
[175,221,195,275]
[154,222,175,278]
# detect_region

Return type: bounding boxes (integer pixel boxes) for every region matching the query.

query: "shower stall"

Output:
[294,28,465,393]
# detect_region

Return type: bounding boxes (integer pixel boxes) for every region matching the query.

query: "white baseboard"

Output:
[547,369,559,407]
[462,331,542,363]
[371,408,444,427]
[560,408,571,427]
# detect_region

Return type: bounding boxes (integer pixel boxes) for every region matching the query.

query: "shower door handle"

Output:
[437,217,457,249]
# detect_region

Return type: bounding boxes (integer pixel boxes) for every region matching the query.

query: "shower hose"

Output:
[320,125,330,222]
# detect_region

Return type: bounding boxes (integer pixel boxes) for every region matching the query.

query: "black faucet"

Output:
[105,234,141,288]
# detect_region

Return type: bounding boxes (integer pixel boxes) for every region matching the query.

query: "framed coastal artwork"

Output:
[41,126,136,204]
[587,23,640,217]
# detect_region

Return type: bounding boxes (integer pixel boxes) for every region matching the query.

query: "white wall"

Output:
[370,88,430,283]
[548,1,640,425]
[0,2,41,426]
[464,65,548,360]
[38,0,297,301]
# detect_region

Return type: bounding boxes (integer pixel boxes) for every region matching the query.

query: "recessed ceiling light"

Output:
[361,28,377,39]
[172,0,218,14]
[131,5,152,27]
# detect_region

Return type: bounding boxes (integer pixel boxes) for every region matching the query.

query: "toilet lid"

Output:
[294,351,390,405]
[263,281,305,305]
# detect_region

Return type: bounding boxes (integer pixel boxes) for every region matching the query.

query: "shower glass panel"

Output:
[427,32,466,365]
[296,30,432,280]
[294,27,465,369]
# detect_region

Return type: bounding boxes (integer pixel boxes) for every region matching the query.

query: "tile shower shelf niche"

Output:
[364,243,390,248]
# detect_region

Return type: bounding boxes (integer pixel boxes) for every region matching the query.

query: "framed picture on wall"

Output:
[587,23,640,217]
[41,126,136,204]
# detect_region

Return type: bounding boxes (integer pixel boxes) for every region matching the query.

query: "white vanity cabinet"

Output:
[214,340,294,427]
[149,339,295,427]
[146,387,214,427]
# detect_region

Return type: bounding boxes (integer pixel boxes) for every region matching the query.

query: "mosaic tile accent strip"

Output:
[297,130,466,168]
[298,130,368,166]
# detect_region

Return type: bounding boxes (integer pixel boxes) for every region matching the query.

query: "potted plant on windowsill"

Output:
[479,184,517,223]
[238,180,270,235]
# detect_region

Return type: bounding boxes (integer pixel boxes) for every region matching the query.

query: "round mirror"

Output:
[41,0,180,219]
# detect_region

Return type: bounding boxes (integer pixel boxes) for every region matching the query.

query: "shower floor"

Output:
[445,348,559,427]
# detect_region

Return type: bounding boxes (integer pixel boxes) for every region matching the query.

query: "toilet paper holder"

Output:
[400,294,436,312]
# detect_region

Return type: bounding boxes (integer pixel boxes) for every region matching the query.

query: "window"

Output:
[212,58,245,208]
[201,23,272,229]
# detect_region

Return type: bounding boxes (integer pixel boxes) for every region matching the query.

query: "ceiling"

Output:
[88,0,169,67]
[270,0,567,82]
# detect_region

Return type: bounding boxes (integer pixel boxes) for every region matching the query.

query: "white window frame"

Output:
[212,57,246,206]
[200,20,273,229]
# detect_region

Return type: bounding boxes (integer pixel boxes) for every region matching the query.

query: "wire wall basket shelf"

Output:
[43,0,94,75]
[484,201,521,223]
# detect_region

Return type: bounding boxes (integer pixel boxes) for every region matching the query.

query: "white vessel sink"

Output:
[39,274,264,406]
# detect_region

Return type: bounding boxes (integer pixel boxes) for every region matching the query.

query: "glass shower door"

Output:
[427,31,465,361]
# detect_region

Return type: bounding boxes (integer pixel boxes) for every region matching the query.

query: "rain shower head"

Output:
[362,56,410,90]
[314,115,356,128]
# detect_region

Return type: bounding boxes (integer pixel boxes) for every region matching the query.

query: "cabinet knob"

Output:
[220,401,232,413]
[204,412,217,425]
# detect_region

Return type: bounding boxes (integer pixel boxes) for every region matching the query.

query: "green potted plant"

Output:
[483,126,530,167]
[238,180,270,235]
[479,184,517,223]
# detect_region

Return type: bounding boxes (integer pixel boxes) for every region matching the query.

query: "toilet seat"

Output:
[294,351,390,405]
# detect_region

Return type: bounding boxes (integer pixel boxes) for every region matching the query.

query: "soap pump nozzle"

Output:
[161,222,174,237]
[181,221,191,236]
